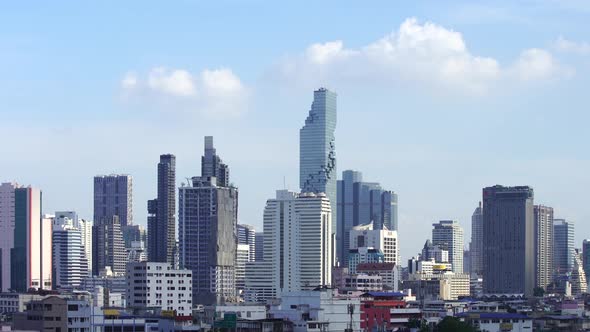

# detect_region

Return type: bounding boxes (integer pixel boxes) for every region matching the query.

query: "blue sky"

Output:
[2,1,590,259]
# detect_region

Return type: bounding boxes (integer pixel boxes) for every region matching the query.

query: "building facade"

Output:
[432,220,464,274]
[126,262,192,317]
[583,239,590,281]
[300,88,337,240]
[52,223,88,289]
[470,202,483,276]
[553,218,575,276]
[336,170,398,265]
[11,188,52,292]
[254,232,264,262]
[237,224,256,262]
[148,154,176,264]
[0,182,17,292]
[92,216,126,275]
[93,174,133,227]
[349,222,398,266]
[482,185,535,296]
[534,205,553,289]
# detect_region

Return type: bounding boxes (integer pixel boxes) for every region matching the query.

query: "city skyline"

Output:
[2,1,590,260]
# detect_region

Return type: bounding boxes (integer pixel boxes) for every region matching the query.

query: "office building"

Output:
[470,202,483,276]
[300,88,337,238]
[254,232,264,262]
[53,223,88,289]
[348,247,384,274]
[202,136,230,187]
[264,190,332,293]
[421,239,449,263]
[583,239,590,280]
[482,185,534,296]
[0,182,18,292]
[571,249,587,295]
[553,219,575,276]
[432,220,464,274]
[78,219,93,276]
[148,154,176,263]
[349,221,398,266]
[534,205,553,289]
[236,244,250,294]
[92,216,126,275]
[126,262,192,317]
[11,188,52,292]
[93,174,133,227]
[336,170,398,265]
[237,224,256,262]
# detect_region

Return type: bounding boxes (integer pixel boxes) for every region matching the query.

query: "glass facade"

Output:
[300,88,337,236]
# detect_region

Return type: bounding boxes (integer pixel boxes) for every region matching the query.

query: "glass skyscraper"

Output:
[300,88,337,236]
[553,219,575,276]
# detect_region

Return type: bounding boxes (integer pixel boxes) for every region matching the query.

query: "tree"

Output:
[533,287,545,297]
[434,316,476,332]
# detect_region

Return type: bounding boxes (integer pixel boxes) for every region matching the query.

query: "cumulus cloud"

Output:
[553,36,590,55]
[274,18,571,94]
[121,67,247,116]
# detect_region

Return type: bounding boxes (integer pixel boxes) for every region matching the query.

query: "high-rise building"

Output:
[178,137,237,305]
[202,136,230,187]
[0,182,18,291]
[92,216,126,276]
[254,232,264,262]
[349,221,398,266]
[482,185,534,296]
[237,224,256,262]
[300,88,337,240]
[336,170,398,265]
[93,175,133,227]
[470,203,483,276]
[432,220,464,274]
[553,219,575,276]
[52,223,88,289]
[179,176,238,305]
[583,240,590,281]
[571,249,588,295]
[78,219,93,276]
[11,188,52,291]
[421,239,449,263]
[533,205,553,289]
[263,190,333,293]
[236,244,250,294]
[148,154,176,263]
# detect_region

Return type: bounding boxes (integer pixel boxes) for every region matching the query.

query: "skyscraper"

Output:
[482,185,534,296]
[78,219,93,276]
[179,138,238,305]
[93,175,133,227]
[237,224,256,262]
[533,205,553,289]
[148,154,176,263]
[583,240,590,281]
[336,170,398,265]
[300,88,337,239]
[432,220,464,274]
[553,219,575,276]
[202,136,229,187]
[52,223,88,289]
[0,182,18,291]
[264,190,332,292]
[11,188,52,291]
[92,216,126,275]
[470,203,483,276]
[254,232,264,262]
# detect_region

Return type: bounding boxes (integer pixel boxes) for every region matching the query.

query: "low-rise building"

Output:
[359,292,421,331]
[126,262,192,318]
[456,312,533,332]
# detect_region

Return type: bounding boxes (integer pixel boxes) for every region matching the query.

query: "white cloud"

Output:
[120,67,247,116]
[274,18,570,94]
[554,36,590,55]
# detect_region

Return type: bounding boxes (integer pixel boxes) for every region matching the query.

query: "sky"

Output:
[2,1,590,260]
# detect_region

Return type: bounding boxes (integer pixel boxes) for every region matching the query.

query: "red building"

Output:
[360,292,421,331]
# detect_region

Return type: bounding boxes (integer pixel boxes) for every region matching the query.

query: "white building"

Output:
[78,219,93,276]
[244,261,276,303]
[126,262,192,317]
[265,190,332,293]
[432,220,464,274]
[236,243,250,295]
[0,182,17,292]
[53,223,89,289]
[269,289,361,332]
[349,222,398,266]
[407,270,470,300]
